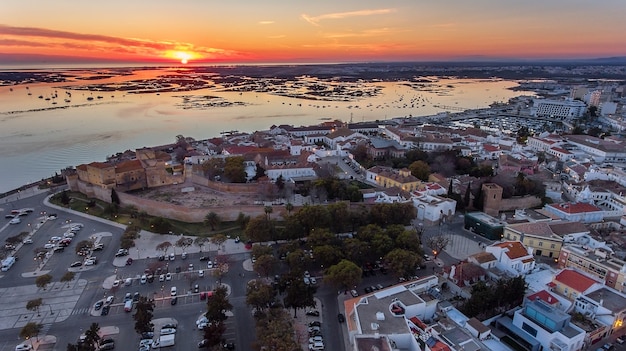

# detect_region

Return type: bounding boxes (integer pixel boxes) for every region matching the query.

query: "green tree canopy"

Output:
[324,259,362,290]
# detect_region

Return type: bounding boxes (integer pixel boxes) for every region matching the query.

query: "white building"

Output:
[485,241,536,276]
[497,298,586,351]
[531,98,586,120]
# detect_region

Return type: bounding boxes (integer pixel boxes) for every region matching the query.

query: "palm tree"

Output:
[60,271,76,288]
[285,203,294,215]
[204,212,220,231]
[264,206,273,221]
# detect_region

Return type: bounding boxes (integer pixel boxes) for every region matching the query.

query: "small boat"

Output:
[87,96,94,101]
[38,95,43,99]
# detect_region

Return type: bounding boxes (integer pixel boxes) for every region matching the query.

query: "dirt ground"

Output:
[134,183,260,209]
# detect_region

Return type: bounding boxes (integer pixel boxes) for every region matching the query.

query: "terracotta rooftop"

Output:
[548,202,603,214]
[554,269,599,293]
[492,241,530,260]
[469,252,497,264]
[527,290,560,305]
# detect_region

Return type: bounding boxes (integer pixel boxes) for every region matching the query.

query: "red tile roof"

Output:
[493,241,530,260]
[554,269,598,292]
[483,144,500,152]
[548,202,602,214]
[527,290,559,305]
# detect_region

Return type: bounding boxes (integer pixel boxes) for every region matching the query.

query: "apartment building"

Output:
[558,245,626,293]
[504,220,589,259]
[574,287,626,340]
[344,276,439,351]
[531,98,586,120]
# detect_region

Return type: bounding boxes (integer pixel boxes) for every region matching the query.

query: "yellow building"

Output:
[366,166,421,192]
[503,220,588,258]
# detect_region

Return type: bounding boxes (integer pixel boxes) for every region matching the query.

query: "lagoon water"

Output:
[0,67,532,193]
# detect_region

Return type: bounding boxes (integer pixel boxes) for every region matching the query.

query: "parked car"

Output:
[338,313,345,323]
[165,273,172,281]
[70,261,82,268]
[170,286,177,296]
[100,305,110,316]
[159,274,165,282]
[140,275,147,284]
[15,344,33,351]
[305,310,320,317]
[22,239,33,244]
[125,258,133,265]
[199,256,210,261]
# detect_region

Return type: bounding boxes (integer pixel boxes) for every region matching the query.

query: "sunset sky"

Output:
[2,0,626,65]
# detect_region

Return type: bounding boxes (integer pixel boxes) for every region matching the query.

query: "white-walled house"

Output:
[485,241,536,276]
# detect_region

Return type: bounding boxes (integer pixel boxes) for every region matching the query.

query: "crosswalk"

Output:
[71,307,90,315]
[39,322,52,335]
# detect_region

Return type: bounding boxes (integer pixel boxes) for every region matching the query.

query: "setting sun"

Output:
[177,51,191,64]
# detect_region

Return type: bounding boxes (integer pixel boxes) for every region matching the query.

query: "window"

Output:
[539,242,543,247]
[522,322,538,337]
[551,244,556,249]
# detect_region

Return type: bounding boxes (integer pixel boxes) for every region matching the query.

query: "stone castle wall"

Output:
[191,174,259,194]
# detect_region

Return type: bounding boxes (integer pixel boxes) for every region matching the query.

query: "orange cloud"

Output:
[0,24,243,62]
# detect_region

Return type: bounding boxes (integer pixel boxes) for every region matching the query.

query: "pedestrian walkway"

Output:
[444,234,484,260]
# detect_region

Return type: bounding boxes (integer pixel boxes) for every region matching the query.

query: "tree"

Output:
[394,230,421,252]
[26,298,43,316]
[84,322,101,350]
[175,236,193,253]
[252,254,276,278]
[35,274,53,290]
[324,259,362,291]
[283,275,316,318]
[60,190,70,205]
[235,212,250,230]
[312,245,344,268]
[409,160,431,181]
[202,321,227,348]
[246,280,275,312]
[210,233,227,253]
[384,249,422,278]
[244,215,273,243]
[194,236,208,252]
[206,286,232,323]
[464,182,472,208]
[204,212,220,231]
[426,235,450,259]
[110,188,120,206]
[20,322,42,342]
[223,156,246,183]
[285,203,294,215]
[264,206,273,221]
[155,241,172,256]
[60,271,76,287]
[133,296,155,335]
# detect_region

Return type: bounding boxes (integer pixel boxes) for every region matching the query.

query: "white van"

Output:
[309,341,325,350]
[124,300,133,312]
